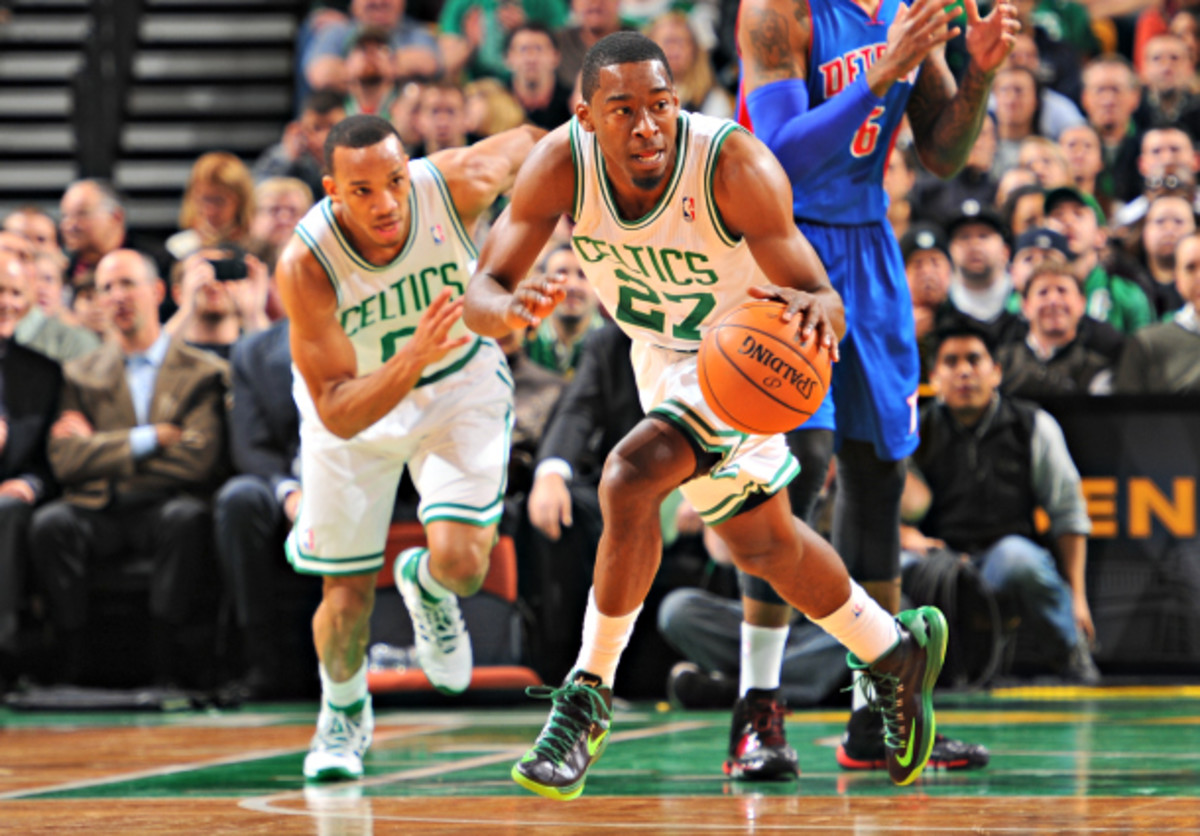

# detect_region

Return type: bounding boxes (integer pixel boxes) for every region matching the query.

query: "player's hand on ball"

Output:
[410,288,470,367]
[505,273,567,330]
[748,285,843,362]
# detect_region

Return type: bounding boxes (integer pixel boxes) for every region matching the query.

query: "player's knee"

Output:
[319,580,375,631]
[429,540,489,596]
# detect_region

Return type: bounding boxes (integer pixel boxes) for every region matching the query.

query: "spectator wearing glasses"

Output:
[523,243,603,377]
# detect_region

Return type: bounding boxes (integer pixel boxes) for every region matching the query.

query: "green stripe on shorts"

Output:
[286,530,384,576]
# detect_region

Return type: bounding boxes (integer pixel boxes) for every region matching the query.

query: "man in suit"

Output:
[214,318,319,699]
[521,320,642,683]
[29,249,229,686]
[0,250,62,683]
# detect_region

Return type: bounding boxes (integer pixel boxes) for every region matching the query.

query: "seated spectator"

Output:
[1139,33,1197,127]
[167,152,256,262]
[0,250,62,686]
[409,80,481,156]
[464,77,528,137]
[943,201,1023,345]
[300,0,438,95]
[0,231,99,363]
[388,79,427,152]
[214,318,319,700]
[1126,192,1197,318]
[1114,230,1200,392]
[1169,7,1200,68]
[998,258,1116,397]
[165,248,272,360]
[1008,225,1074,304]
[505,22,572,130]
[520,320,642,683]
[1079,56,1143,205]
[1019,136,1072,189]
[523,244,603,376]
[248,177,314,274]
[911,112,999,229]
[556,0,632,90]
[3,207,60,259]
[900,223,953,383]
[1002,32,1087,135]
[343,27,399,117]
[1058,123,1110,216]
[993,66,1044,180]
[646,11,732,118]
[1009,1,1086,104]
[438,0,567,82]
[69,281,108,342]
[1043,185,1154,333]
[884,143,920,242]
[906,324,1099,684]
[59,179,174,294]
[1111,126,1200,229]
[29,249,228,687]
[32,252,76,327]
[253,90,347,202]
[1002,183,1046,239]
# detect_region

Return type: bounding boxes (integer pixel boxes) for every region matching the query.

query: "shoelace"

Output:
[840,675,904,750]
[414,595,464,652]
[524,681,608,764]
[747,699,791,747]
[316,710,366,754]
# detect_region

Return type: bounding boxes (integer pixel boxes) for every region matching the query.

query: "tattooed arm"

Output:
[907,0,1019,178]
[736,0,810,91]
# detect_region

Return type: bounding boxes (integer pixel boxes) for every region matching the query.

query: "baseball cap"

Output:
[899,222,951,264]
[1044,186,1107,226]
[945,198,1009,244]
[1013,226,1075,261]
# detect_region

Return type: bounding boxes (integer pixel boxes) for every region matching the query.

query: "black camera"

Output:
[206,246,247,281]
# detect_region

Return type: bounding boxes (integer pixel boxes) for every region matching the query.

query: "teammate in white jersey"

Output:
[464,32,949,799]
[276,114,542,782]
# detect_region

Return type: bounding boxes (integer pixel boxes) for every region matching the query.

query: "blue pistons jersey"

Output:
[776,0,918,224]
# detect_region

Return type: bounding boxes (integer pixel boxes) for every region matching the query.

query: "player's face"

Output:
[1175,235,1200,304]
[579,60,679,193]
[932,336,1001,412]
[327,136,413,250]
[1023,273,1084,341]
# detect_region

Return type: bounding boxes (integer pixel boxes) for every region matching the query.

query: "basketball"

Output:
[697,300,832,435]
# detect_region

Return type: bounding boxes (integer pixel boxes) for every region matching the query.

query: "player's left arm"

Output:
[713,129,845,356]
[907,0,1019,178]
[426,124,547,229]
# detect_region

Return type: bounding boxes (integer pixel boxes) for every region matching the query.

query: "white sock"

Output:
[416,548,451,601]
[851,669,875,711]
[812,581,899,666]
[739,622,789,695]
[573,587,641,686]
[320,660,368,711]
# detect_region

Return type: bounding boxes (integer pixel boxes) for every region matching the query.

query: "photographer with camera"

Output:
[165,247,272,360]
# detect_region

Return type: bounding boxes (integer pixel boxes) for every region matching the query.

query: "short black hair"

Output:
[505,20,556,55]
[324,114,403,175]
[305,88,347,117]
[932,322,998,362]
[350,25,392,52]
[580,32,673,104]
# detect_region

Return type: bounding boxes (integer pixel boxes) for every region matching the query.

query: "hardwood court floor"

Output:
[3,685,1200,834]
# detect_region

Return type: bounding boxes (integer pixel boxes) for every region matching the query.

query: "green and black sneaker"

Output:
[847,606,948,786]
[512,669,613,801]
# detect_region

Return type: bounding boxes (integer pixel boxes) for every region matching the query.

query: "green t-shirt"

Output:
[524,311,604,376]
[1083,265,1154,334]
[439,0,567,81]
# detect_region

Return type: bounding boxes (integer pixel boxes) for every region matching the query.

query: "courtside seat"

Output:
[368,521,542,695]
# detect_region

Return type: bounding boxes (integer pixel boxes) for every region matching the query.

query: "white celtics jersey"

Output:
[294,158,480,383]
[570,111,768,352]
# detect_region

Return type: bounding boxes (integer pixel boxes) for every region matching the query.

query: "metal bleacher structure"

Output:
[0,0,304,241]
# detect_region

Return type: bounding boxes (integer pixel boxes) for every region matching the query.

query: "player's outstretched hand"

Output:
[868,0,959,95]
[749,284,842,362]
[964,0,1020,75]
[409,288,471,368]
[504,272,567,330]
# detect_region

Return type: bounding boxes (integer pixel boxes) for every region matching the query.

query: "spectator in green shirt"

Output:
[439,0,567,82]
[524,243,603,376]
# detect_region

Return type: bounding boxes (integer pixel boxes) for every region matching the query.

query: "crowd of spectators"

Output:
[2,0,1200,698]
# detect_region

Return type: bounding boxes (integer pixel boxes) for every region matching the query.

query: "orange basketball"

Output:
[698,300,832,435]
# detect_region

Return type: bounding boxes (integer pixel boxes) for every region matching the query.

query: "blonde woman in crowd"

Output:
[167,151,256,261]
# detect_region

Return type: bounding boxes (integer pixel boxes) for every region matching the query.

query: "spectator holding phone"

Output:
[164,246,271,360]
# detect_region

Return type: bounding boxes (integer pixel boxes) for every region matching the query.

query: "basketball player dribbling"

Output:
[463,32,948,800]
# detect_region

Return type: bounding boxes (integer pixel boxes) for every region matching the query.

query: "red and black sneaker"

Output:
[836,706,990,771]
[723,688,799,781]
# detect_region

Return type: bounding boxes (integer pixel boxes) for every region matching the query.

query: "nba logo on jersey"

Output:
[301,528,316,552]
[431,223,446,244]
[682,195,695,223]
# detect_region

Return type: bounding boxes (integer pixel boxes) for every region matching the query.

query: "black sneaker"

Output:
[847,606,948,785]
[667,661,738,710]
[1064,639,1101,685]
[511,669,613,801]
[835,706,989,771]
[723,688,799,781]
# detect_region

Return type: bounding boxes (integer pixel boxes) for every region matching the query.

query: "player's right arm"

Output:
[462,124,576,338]
[276,238,468,440]
[737,0,956,181]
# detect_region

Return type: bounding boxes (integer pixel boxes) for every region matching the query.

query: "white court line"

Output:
[0,722,462,801]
